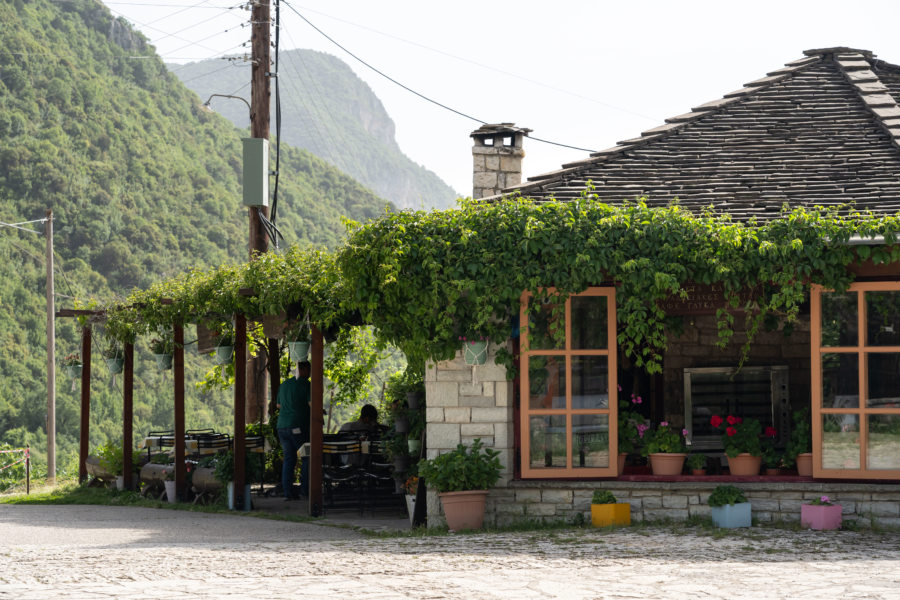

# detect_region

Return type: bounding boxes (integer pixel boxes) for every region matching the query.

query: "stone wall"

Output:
[425,344,513,527]
[501,480,900,529]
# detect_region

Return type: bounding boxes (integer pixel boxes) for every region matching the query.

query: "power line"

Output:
[290,3,659,123]
[281,1,598,154]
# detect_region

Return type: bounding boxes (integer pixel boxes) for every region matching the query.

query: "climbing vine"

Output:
[100,195,900,376]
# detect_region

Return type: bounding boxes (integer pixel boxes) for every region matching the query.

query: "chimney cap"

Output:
[470,123,532,139]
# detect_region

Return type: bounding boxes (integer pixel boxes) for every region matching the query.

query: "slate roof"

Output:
[506,48,900,220]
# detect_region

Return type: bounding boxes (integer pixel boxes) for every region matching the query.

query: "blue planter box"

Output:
[710,502,751,528]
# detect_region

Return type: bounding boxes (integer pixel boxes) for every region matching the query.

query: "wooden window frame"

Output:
[519,287,618,478]
[811,282,900,479]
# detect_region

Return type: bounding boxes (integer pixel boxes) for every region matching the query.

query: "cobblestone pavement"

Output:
[1,505,899,599]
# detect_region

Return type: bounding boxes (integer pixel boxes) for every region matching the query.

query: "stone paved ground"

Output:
[1,505,899,599]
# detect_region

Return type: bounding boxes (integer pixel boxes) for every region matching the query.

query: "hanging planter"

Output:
[287,341,310,361]
[64,363,82,379]
[154,353,173,371]
[213,345,234,365]
[462,340,489,366]
[105,357,124,375]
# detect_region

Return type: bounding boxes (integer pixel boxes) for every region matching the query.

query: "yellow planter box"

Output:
[591,502,631,527]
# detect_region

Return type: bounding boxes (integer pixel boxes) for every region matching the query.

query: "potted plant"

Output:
[459,335,489,366]
[785,408,813,476]
[801,494,842,530]
[97,440,125,490]
[617,391,648,475]
[62,352,82,379]
[761,426,781,475]
[212,328,234,365]
[403,475,419,525]
[642,421,688,475]
[149,335,174,371]
[710,414,763,475]
[707,484,751,528]
[101,345,124,375]
[686,453,707,475]
[418,438,502,531]
[162,465,177,503]
[284,320,310,361]
[590,489,631,527]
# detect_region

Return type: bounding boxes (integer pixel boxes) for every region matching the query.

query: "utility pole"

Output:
[45,209,56,485]
[247,0,272,423]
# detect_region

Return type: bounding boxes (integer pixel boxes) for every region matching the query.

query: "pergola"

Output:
[57,303,329,515]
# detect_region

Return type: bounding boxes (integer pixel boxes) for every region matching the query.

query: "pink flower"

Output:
[682,428,689,437]
[617,384,622,392]
[636,423,650,438]
[820,495,830,504]
[660,421,668,427]
[634,396,642,404]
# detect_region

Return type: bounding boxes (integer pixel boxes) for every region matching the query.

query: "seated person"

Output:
[339,404,383,436]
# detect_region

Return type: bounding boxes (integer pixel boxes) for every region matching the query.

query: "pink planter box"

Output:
[801,503,842,530]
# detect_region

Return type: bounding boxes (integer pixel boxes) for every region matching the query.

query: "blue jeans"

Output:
[277,427,308,499]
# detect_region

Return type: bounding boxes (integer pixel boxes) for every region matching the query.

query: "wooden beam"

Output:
[56,309,104,318]
[309,324,324,516]
[233,313,247,509]
[268,337,280,422]
[123,342,134,490]
[78,325,91,483]
[174,324,185,501]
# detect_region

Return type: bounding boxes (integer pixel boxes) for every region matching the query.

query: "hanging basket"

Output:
[288,341,310,361]
[105,357,124,375]
[213,345,234,365]
[463,340,489,366]
[154,353,173,371]
[64,364,82,379]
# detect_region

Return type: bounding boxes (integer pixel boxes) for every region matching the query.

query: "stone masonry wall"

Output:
[503,480,900,529]
[425,343,513,528]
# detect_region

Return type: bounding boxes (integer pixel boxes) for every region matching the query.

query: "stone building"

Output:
[425,48,900,528]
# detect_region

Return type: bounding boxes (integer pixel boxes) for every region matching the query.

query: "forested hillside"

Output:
[0,0,393,476]
[172,49,460,210]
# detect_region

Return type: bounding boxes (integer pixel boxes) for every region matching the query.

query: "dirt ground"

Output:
[1,504,899,599]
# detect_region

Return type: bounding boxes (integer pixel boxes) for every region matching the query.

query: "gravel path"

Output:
[1,505,898,599]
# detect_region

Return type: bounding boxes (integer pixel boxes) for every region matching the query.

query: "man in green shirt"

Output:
[276,361,311,500]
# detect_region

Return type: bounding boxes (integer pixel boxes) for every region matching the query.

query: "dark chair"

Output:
[322,435,364,514]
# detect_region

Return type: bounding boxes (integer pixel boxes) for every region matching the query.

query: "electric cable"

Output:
[270,0,282,228]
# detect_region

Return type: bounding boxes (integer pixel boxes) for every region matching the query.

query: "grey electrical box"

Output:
[242,137,269,207]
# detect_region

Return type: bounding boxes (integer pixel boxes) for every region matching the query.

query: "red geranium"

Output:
[711,414,764,458]
[726,415,738,425]
[764,426,777,438]
[726,426,737,437]
[710,415,723,428]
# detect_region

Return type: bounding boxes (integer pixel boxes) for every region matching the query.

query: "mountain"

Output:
[0,0,393,475]
[170,49,460,210]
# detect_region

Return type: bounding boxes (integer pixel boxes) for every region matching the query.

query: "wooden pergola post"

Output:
[122,342,134,490]
[233,313,247,509]
[78,324,91,483]
[309,324,324,516]
[174,324,185,500]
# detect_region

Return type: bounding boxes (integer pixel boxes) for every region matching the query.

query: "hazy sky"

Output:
[106,0,900,198]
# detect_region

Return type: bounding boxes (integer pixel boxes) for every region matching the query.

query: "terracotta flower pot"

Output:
[796,453,813,477]
[691,469,707,476]
[649,453,686,475]
[440,489,489,531]
[727,453,761,476]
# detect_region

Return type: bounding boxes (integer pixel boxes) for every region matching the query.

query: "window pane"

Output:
[528,298,564,350]
[572,414,609,468]
[529,415,566,468]
[528,356,566,409]
[868,415,900,470]
[866,291,900,346]
[571,295,607,349]
[821,292,857,346]
[822,353,859,409]
[822,414,860,469]
[867,353,900,408]
[572,356,608,409]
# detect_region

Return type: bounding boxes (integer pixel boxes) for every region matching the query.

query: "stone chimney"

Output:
[470,123,530,199]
